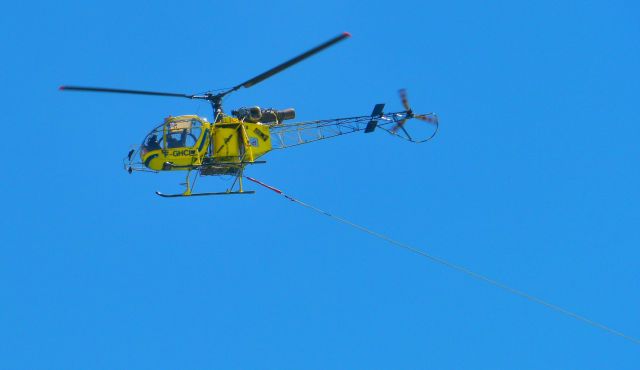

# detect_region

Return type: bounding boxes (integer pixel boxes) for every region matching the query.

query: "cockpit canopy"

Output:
[141,115,207,153]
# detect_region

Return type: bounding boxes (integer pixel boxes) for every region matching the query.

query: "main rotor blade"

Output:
[227,32,351,95]
[59,86,194,99]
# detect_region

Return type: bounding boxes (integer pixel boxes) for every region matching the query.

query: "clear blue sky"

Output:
[2,0,639,368]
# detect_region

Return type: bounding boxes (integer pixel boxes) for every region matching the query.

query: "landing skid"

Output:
[157,161,256,198]
[155,190,255,198]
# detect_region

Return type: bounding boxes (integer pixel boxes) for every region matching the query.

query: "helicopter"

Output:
[60,32,439,197]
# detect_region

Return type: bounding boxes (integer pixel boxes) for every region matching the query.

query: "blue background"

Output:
[2,0,639,368]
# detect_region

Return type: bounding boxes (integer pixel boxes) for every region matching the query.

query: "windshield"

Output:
[141,123,164,153]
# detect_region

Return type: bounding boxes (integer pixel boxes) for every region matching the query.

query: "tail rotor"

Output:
[389,89,439,142]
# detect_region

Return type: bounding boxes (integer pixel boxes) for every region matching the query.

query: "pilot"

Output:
[146,135,161,150]
[167,129,187,148]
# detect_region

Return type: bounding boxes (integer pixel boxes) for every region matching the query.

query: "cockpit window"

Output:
[166,129,186,148]
[166,118,202,148]
[142,124,164,152]
[186,120,202,147]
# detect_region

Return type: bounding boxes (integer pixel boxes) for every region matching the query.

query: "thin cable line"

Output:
[245,176,640,346]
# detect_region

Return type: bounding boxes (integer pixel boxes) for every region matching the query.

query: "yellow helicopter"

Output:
[60,33,438,197]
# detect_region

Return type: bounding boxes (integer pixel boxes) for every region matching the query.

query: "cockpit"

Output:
[141,116,204,154]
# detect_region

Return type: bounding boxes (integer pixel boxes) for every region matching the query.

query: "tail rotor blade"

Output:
[399,89,411,111]
[391,118,407,134]
[415,114,438,125]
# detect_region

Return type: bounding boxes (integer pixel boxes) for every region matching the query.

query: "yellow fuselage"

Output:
[140,115,272,171]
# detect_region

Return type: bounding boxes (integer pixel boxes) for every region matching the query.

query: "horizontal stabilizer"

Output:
[364,103,385,133]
